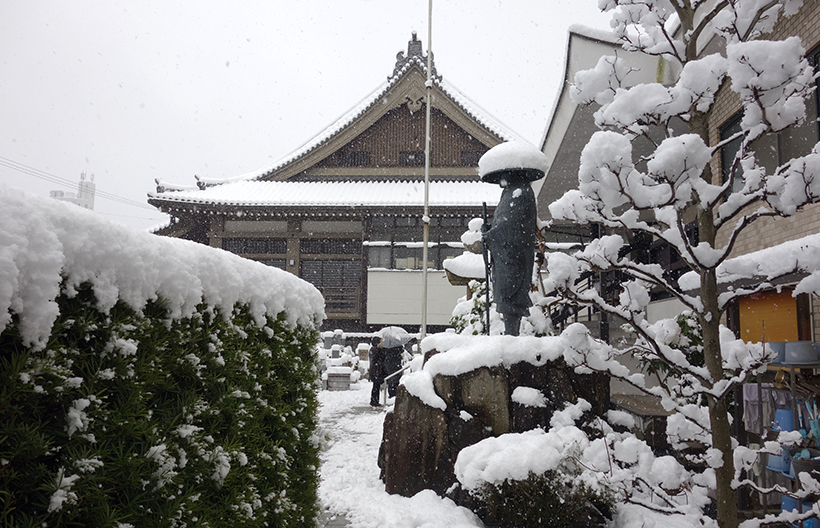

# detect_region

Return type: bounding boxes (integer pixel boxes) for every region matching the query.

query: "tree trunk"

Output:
[694,109,739,528]
[700,273,738,527]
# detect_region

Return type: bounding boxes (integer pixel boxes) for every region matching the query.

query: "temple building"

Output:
[149,34,523,333]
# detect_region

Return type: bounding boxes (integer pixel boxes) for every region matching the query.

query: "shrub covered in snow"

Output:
[467,470,612,527]
[0,186,325,527]
[455,402,615,527]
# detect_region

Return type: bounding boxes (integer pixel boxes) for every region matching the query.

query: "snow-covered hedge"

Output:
[0,186,325,527]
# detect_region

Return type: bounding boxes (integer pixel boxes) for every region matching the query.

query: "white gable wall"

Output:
[535,31,660,200]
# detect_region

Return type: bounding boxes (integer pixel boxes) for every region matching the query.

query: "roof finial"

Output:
[408,31,423,58]
[390,32,439,81]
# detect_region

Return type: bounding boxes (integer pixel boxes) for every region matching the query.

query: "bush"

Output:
[468,470,613,528]
[450,280,553,337]
[0,283,320,528]
[450,280,493,335]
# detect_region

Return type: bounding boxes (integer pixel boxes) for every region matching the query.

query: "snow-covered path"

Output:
[316,380,483,528]
[316,380,699,528]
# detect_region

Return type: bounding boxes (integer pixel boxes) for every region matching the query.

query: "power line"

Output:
[0,156,157,211]
[0,156,154,210]
[98,211,168,221]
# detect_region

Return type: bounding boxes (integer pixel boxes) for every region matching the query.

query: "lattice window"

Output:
[300,238,362,255]
[223,238,286,254]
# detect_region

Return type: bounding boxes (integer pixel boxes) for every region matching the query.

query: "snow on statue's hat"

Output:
[478,141,549,184]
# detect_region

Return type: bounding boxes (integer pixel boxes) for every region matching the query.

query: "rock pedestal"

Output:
[379,352,608,497]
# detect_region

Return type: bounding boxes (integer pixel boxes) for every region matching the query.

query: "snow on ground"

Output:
[316,380,482,528]
[317,380,706,528]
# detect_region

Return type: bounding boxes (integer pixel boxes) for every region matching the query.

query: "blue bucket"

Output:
[774,408,795,432]
[768,447,791,473]
[803,502,817,528]
[769,342,786,364]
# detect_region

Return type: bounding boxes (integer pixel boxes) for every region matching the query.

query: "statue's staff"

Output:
[481,202,491,335]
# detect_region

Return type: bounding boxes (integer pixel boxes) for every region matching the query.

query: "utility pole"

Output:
[420,0,433,341]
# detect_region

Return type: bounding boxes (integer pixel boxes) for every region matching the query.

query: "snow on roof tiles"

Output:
[150,180,503,208]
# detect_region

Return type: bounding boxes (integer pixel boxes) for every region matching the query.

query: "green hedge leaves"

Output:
[1,283,320,528]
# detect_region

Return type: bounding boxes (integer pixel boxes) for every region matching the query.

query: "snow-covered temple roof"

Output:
[222,37,520,185]
[149,180,501,208]
[153,33,522,194]
[214,83,520,186]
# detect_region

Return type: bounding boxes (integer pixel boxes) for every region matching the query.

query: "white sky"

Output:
[0,1,612,230]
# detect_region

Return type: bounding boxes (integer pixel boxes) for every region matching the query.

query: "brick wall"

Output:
[709,2,820,257]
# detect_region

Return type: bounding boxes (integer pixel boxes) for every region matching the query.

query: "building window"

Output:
[366,215,470,270]
[367,245,392,268]
[720,114,744,193]
[399,151,425,166]
[301,259,360,287]
[300,238,362,255]
[438,244,463,265]
[366,242,463,270]
[811,44,820,141]
[720,44,820,192]
[257,259,286,270]
[778,43,820,160]
[223,237,286,254]
[301,259,361,314]
[393,245,434,270]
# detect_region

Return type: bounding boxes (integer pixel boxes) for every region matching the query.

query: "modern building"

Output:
[538,6,820,345]
[50,172,96,210]
[536,26,665,341]
[149,34,523,333]
[708,1,820,345]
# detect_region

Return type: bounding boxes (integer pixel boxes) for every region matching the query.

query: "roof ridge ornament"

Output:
[390,31,440,81]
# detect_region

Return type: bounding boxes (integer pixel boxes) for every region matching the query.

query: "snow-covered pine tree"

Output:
[545,1,820,526]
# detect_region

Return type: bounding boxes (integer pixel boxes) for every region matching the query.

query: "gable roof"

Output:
[153,33,524,195]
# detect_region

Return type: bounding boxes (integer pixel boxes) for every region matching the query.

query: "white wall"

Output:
[610,297,689,396]
[646,297,689,323]
[535,31,660,199]
[367,269,466,327]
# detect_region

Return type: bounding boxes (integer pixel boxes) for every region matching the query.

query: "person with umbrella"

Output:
[377,326,412,399]
[368,335,385,407]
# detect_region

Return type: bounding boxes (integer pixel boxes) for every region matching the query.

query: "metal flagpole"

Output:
[420,0,433,341]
